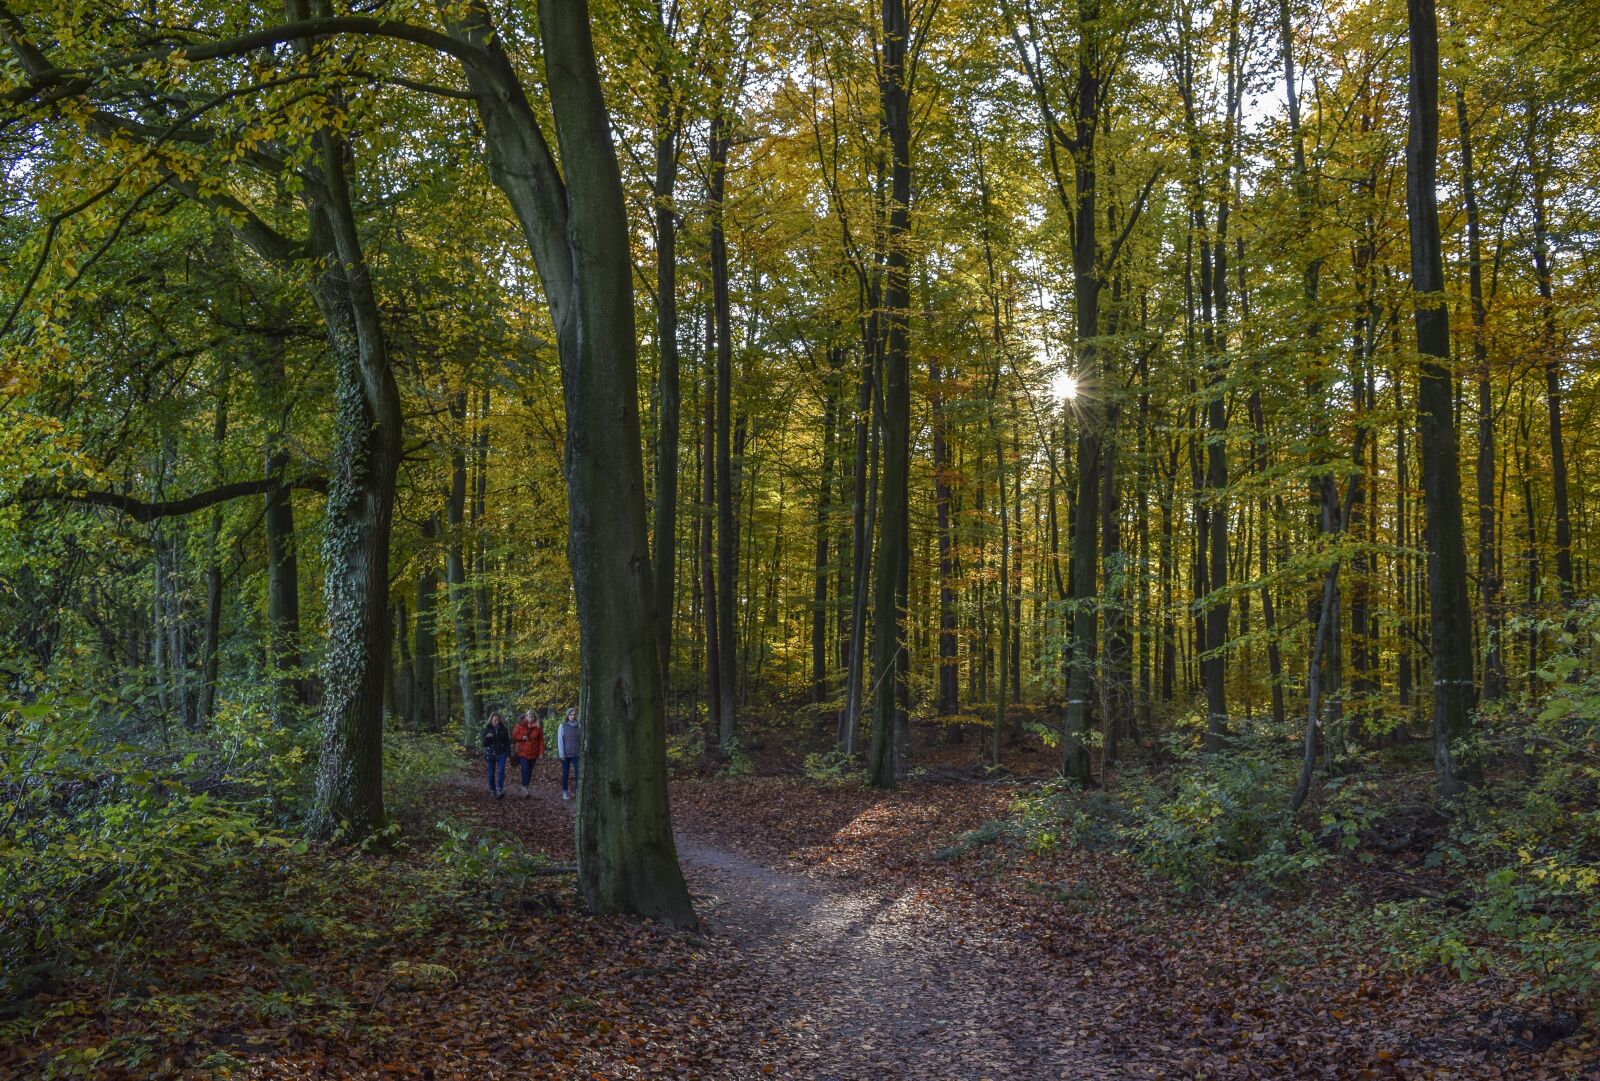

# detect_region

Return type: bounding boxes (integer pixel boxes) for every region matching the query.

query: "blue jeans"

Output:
[561,756,579,793]
[517,755,537,786]
[485,753,508,792]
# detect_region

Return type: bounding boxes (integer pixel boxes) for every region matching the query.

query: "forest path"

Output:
[518,775,1123,1080]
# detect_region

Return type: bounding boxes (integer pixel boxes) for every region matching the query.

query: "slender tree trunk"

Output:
[933,354,959,716]
[701,337,721,744]
[841,346,873,755]
[813,349,841,707]
[414,517,442,731]
[199,387,228,725]
[709,109,739,753]
[249,338,305,718]
[651,51,682,688]
[1406,0,1477,797]
[993,415,1010,767]
[447,392,484,746]
[1456,89,1504,699]
[1527,115,1575,609]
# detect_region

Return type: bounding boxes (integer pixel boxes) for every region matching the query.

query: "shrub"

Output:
[385,730,464,832]
[1373,605,1600,1012]
[802,749,858,785]
[430,820,558,902]
[721,736,754,777]
[665,728,707,775]
[0,696,302,1008]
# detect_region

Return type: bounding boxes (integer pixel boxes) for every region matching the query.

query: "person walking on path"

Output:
[558,707,580,801]
[511,709,544,797]
[482,712,511,798]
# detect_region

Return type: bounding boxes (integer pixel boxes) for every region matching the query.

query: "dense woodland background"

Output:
[2,0,1599,1076]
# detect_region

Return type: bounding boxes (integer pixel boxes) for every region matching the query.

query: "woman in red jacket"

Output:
[511,710,544,797]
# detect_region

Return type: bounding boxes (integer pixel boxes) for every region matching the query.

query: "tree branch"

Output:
[15,475,328,523]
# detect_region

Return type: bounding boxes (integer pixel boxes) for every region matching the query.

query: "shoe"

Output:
[561,790,570,801]
[521,785,529,797]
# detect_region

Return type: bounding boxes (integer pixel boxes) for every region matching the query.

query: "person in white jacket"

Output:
[557,707,580,801]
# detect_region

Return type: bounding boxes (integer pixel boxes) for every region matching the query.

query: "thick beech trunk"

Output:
[304,133,402,838]
[451,0,694,925]
[867,0,913,788]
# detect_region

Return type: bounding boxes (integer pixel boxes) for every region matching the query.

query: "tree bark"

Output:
[709,107,738,754]
[651,39,683,691]
[1456,88,1504,699]
[449,0,694,924]
[933,353,959,716]
[867,0,913,788]
[447,391,484,746]
[414,517,442,731]
[1405,0,1477,797]
[1527,108,1575,609]
[303,131,402,838]
[812,348,842,707]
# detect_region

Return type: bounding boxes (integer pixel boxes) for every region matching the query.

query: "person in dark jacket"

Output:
[482,712,511,798]
[557,707,580,801]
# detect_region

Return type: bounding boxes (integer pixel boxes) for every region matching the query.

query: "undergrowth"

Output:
[0,693,537,1077]
[937,608,1600,1015]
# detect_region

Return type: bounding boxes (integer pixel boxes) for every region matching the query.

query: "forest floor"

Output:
[6,734,1596,1080]
[447,738,1597,1081]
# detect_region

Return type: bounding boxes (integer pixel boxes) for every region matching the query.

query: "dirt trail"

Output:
[523,779,1124,1080]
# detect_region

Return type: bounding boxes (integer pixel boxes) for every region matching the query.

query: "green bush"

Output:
[1373,606,1600,1010]
[385,730,465,831]
[802,748,858,785]
[430,820,558,902]
[0,696,302,1008]
[950,735,1331,894]
[666,728,707,775]
[721,735,754,776]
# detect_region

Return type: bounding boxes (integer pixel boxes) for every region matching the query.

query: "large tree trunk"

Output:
[450,0,694,925]
[1405,0,1477,797]
[304,132,402,838]
[1060,0,1101,785]
[867,0,913,788]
